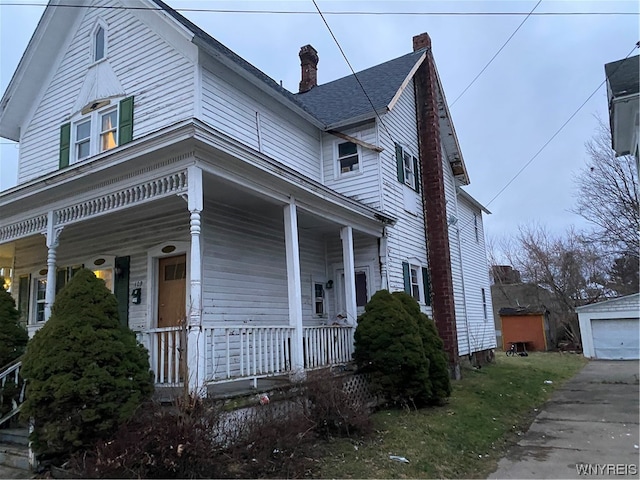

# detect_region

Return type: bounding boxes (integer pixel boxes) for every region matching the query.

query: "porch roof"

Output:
[0,119,396,244]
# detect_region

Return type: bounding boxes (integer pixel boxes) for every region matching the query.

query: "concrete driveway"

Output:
[490,360,639,479]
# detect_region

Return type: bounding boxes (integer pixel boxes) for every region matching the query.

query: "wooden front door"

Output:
[158,254,187,327]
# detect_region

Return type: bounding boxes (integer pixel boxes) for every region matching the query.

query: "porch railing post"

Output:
[283,198,304,377]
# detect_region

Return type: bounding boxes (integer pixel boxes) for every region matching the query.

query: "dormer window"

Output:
[336,141,360,176]
[94,26,105,61]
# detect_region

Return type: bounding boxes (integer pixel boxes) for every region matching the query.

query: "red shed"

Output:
[499,306,550,352]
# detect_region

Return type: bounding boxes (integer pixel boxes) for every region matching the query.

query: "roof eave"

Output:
[457,187,491,214]
[0,0,84,141]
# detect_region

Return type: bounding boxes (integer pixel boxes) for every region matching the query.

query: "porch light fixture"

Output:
[325,280,333,289]
[161,245,176,254]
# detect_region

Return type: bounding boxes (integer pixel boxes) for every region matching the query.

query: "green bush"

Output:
[353,290,451,407]
[0,277,28,367]
[20,268,154,465]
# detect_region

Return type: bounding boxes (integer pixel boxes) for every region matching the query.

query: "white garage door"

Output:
[591,318,640,360]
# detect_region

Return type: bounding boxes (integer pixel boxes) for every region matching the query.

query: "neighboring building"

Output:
[576,294,640,360]
[490,266,559,349]
[0,0,495,390]
[605,55,639,170]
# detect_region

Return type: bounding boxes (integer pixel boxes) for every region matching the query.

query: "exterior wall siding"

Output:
[200,65,321,181]
[455,192,497,353]
[320,122,382,209]
[18,0,196,184]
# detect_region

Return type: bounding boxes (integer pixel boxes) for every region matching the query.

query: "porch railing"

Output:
[0,359,25,427]
[138,325,354,386]
[138,327,184,385]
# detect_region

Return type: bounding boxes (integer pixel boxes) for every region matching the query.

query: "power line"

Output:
[311,0,395,141]
[461,43,639,232]
[0,3,637,15]
[450,0,542,107]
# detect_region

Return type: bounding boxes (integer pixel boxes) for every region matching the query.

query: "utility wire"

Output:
[311,0,395,141]
[0,3,636,15]
[458,43,640,233]
[450,0,542,107]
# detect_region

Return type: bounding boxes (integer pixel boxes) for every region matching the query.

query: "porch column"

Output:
[379,233,389,290]
[186,165,205,392]
[44,211,62,321]
[284,198,304,376]
[340,226,357,325]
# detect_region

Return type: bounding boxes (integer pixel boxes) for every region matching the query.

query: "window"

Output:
[337,141,359,174]
[355,272,368,307]
[402,261,431,306]
[395,143,419,191]
[482,288,487,320]
[313,282,325,316]
[409,265,421,301]
[59,97,134,168]
[34,277,46,323]
[94,25,105,62]
[474,213,479,242]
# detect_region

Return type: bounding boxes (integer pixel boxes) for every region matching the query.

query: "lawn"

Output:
[318,352,588,479]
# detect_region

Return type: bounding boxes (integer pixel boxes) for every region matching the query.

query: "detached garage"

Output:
[576,293,640,360]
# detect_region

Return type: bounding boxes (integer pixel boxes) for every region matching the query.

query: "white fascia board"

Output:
[0,1,85,140]
[575,293,640,312]
[457,187,491,214]
[387,52,426,112]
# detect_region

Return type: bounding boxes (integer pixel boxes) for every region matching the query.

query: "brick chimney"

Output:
[298,45,319,93]
[413,32,432,52]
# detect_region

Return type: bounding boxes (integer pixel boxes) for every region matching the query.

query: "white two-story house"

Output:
[0,0,495,391]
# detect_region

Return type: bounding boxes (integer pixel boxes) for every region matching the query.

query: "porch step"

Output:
[0,428,30,473]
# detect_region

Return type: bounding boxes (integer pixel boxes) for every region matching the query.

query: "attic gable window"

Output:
[337,141,360,175]
[59,97,134,169]
[92,22,108,62]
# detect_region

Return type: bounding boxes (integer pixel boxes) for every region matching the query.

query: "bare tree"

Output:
[497,224,612,348]
[572,119,639,259]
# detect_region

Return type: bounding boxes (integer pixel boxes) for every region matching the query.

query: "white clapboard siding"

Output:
[324,231,381,319]
[18,1,196,183]
[375,79,430,312]
[320,123,381,209]
[200,66,321,181]
[456,194,497,352]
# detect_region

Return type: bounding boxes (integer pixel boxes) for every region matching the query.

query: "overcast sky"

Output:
[1,0,638,245]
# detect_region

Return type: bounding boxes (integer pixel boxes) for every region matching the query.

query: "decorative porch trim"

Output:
[55,170,188,226]
[0,214,47,243]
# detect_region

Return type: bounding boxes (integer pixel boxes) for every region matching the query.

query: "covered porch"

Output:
[0,146,394,393]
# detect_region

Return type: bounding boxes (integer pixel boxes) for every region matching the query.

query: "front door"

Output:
[336,266,370,321]
[157,254,186,383]
[158,254,187,328]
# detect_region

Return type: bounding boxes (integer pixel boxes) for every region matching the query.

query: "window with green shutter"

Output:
[395,143,420,192]
[60,96,134,168]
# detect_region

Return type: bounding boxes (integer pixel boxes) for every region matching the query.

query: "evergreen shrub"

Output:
[20,268,153,464]
[353,290,451,407]
[0,278,29,419]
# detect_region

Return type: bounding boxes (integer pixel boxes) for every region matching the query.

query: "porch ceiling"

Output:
[202,172,352,236]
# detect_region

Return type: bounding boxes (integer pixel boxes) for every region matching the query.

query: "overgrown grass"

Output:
[318,352,588,479]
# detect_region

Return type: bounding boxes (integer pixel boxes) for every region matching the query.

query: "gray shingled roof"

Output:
[149,0,318,120]
[294,50,425,127]
[150,0,424,129]
[605,55,639,98]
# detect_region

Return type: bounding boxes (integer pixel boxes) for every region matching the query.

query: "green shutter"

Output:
[402,262,411,294]
[395,143,404,183]
[422,267,431,306]
[18,275,30,326]
[56,268,67,294]
[413,156,420,192]
[59,123,70,169]
[118,96,134,145]
[114,256,130,327]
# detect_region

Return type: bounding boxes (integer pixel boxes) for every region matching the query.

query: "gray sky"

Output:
[1,0,638,244]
